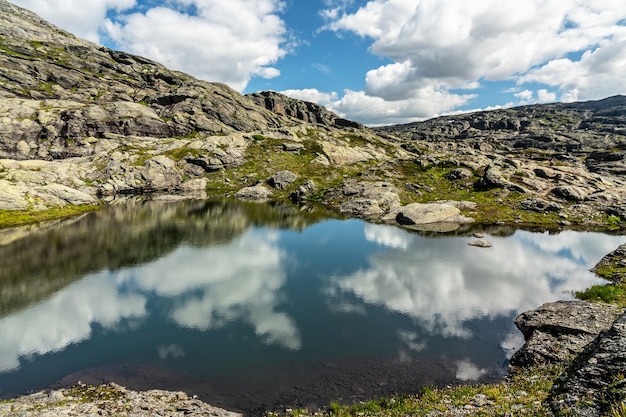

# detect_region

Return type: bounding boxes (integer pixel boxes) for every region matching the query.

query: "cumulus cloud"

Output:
[328,228,623,339]
[280,88,339,106]
[104,0,289,91]
[456,359,488,381]
[0,272,146,372]
[14,0,290,91]
[126,231,302,351]
[320,0,626,123]
[12,0,135,42]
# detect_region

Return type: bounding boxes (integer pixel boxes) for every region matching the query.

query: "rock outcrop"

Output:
[247,90,363,129]
[510,301,623,368]
[0,382,241,417]
[550,314,626,416]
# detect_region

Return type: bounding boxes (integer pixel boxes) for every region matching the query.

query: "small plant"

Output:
[252,134,266,141]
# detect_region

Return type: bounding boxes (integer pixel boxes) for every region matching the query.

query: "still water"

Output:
[0,200,623,414]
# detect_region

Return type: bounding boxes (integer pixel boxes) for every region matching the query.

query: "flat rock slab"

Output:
[510,300,623,368]
[393,202,472,225]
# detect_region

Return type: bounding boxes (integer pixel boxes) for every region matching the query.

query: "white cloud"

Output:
[328,228,623,339]
[0,272,146,372]
[456,358,488,381]
[14,0,290,92]
[126,231,302,351]
[104,0,289,91]
[280,88,339,106]
[320,0,626,122]
[280,87,474,125]
[12,0,135,42]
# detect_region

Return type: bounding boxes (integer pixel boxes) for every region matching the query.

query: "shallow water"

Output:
[0,200,623,414]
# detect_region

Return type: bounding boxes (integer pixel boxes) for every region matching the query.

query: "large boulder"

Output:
[551,313,626,417]
[510,301,623,368]
[267,170,298,190]
[234,184,273,201]
[392,202,473,226]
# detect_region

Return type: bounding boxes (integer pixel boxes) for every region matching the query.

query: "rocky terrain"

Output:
[2,0,626,232]
[1,0,626,416]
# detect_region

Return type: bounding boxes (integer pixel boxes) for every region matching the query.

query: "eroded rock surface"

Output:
[510,301,623,368]
[551,314,626,417]
[0,382,241,417]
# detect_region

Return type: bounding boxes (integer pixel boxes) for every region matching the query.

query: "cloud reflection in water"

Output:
[334,224,622,339]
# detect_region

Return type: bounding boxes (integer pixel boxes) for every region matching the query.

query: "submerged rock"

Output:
[468,239,492,248]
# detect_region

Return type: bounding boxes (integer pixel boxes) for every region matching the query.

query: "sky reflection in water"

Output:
[0,204,623,405]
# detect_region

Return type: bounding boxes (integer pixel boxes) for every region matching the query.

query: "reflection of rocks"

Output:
[0,200,321,317]
[510,301,623,368]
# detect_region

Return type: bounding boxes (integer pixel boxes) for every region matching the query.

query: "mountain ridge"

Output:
[1,0,626,233]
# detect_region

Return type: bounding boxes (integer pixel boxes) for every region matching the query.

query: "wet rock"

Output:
[510,301,623,368]
[468,239,492,248]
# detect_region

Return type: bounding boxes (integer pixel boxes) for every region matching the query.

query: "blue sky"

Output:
[11,0,626,126]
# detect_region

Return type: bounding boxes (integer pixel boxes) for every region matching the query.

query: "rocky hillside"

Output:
[1,0,626,233]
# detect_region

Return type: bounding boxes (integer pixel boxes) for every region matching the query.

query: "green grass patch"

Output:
[575,284,626,306]
[269,364,563,417]
[0,205,100,229]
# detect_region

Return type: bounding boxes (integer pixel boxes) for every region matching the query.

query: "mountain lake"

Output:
[0,199,623,415]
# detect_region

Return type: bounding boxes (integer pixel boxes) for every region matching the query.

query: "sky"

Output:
[10,0,626,126]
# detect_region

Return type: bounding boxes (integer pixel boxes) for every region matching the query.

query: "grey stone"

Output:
[468,239,492,248]
[510,301,623,368]
[395,202,470,225]
[267,170,298,190]
[447,167,473,180]
[550,185,588,202]
[551,313,626,417]
[234,184,273,201]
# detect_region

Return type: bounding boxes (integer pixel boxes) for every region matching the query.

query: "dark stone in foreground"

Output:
[550,314,626,416]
